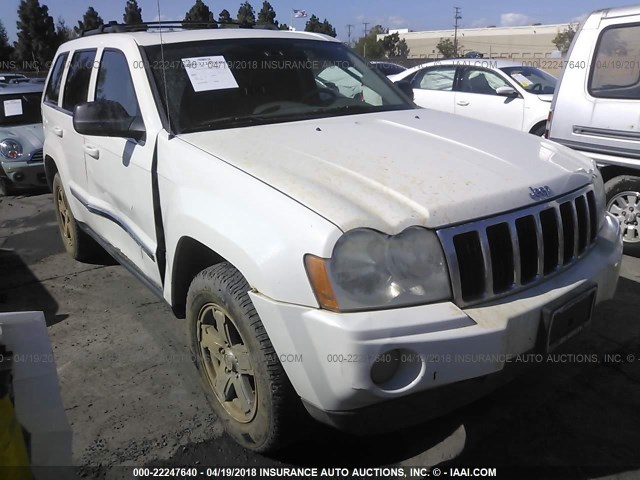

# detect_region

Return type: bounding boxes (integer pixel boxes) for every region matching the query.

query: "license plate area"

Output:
[542,286,597,352]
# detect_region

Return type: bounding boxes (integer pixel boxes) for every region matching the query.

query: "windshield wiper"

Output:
[181,115,276,133]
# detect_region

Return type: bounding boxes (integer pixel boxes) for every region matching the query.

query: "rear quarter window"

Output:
[589,23,640,99]
[44,53,68,105]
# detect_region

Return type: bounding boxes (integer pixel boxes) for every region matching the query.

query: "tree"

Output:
[14,0,58,68]
[256,1,278,27]
[123,0,143,25]
[75,7,103,35]
[0,20,13,62]
[56,17,73,44]
[218,9,232,24]
[381,32,410,58]
[236,2,256,25]
[278,23,289,31]
[304,15,336,37]
[436,38,459,58]
[354,25,386,59]
[552,25,576,54]
[184,0,214,23]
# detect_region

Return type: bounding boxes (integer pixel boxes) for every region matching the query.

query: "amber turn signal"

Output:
[304,254,340,311]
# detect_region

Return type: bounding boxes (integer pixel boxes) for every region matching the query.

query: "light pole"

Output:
[453,7,462,57]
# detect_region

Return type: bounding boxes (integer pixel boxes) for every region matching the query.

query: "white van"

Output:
[548,5,640,256]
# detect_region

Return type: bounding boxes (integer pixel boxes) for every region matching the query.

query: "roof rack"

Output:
[80,20,280,37]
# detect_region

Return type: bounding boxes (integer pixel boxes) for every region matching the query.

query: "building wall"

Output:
[379,24,573,60]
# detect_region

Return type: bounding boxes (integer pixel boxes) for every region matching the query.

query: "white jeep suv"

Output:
[42,22,622,452]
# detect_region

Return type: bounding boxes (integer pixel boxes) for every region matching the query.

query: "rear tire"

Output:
[52,173,101,261]
[186,262,304,452]
[604,175,640,257]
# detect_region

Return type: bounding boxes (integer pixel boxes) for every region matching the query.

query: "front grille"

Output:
[28,149,43,163]
[437,185,599,307]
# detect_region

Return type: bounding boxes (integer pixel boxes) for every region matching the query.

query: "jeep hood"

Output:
[179,109,595,233]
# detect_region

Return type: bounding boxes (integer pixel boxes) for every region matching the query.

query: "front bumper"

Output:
[0,159,46,189]
[249,214,623,430]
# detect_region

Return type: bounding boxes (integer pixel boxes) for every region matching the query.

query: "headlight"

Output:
[305,227,452,312]
[592,166,606,232]
[0,139,23,160]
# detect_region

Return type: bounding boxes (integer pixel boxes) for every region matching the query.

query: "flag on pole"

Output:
[293,9,307,18]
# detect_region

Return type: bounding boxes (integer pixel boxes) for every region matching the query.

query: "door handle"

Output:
[83,145,100,159]
[457,100,470,106]
[52,127,63,137]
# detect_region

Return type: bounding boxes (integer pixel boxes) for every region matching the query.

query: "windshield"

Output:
[143,38,413,134]
[500,66,557,94]
[0,92,42,127]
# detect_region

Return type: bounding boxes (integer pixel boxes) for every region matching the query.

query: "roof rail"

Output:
[80,20,280,37]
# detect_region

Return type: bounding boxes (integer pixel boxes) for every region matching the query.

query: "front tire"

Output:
[605,175,640,257]
[52,173,101,261]
[186,263,303,452]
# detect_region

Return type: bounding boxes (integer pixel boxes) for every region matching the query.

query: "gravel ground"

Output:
[1,191,640,479]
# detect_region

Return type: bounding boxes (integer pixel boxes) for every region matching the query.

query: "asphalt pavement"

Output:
[1,191,640,479]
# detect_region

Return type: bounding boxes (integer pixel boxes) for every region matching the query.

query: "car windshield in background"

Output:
[0,92,42,126]
[501,66,557,94]
[144,38,414,134]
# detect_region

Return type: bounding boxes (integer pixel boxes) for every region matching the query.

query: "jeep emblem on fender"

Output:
[529,185,553,200]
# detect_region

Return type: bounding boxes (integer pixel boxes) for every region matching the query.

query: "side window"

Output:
[95,49,139,116]
[62,50,96,112]
[44,52,68,105]
[413,67,456,91]
[589,24,640,99]
[460,68,509,95]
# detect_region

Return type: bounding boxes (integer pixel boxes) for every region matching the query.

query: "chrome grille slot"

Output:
[559,202,576,264]
[452,231,485,302]
[437,184,599,308]
[486,223,513,294]
[586,191,597,243]
[516,215,538,284]
[575,195,589,253]
[540,208,559,274]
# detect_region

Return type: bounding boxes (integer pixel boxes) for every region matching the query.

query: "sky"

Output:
[2,0,636,43]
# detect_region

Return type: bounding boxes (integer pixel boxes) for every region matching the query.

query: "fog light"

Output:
[13,172,24,182]
[371,350,401,386]
[371,348,424,391]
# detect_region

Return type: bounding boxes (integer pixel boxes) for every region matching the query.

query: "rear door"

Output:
[43,50,95,204]
[410,66,457,113]
[454,67,524,130]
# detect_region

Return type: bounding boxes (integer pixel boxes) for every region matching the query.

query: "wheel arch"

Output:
[44,154,59,191]
[170,236,227,318]
[599,165,640,184]
[529,120,547,136]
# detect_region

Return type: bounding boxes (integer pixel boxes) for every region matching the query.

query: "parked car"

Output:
[369,61,407,76]
[0,73,28,84]
[0,82,46,195]
[547,5,640,256]
[390,59,557,135]
[43,22,621,452]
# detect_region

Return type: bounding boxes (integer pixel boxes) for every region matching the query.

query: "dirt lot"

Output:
[1,191,640,479]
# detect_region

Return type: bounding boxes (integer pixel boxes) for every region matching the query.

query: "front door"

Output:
[82,48,161,286]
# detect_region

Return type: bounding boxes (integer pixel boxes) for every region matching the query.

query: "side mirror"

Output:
[496,86,518,97]
[395,80,415,101]
[73,100,145,141]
